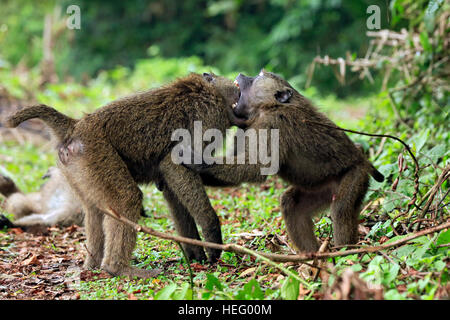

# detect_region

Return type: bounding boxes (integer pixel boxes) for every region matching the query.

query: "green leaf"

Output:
[419,31,432,53]
[413,129,430,152]
[280,276,299,300]
[235,279,265,300]
[172,283,193,300]
[385,234,408,244]
[436,229,450,246]
[205,274,223,291]
[384,264,400,284]
[384,289,406,300]
[351,264,363,272]
[154,283,177,300]
[433,260,446,271]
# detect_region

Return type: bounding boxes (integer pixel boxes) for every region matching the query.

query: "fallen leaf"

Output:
[379,236,389,244]
[190,263,208,271]
[239,267,256,278]
[9,228,23,235]
[128,293,138,300]
[21,254,40,266]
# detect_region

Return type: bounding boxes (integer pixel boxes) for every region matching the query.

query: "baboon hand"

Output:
[0,214,16,229]
[181,161,213,173]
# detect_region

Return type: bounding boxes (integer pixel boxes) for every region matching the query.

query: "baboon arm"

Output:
[13,209,77,227]
[159,154,223,262]
[185,125,278,185]
[198,163,267,186]
[182,143,267,185]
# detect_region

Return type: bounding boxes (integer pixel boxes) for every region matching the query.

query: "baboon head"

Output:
[203,72,240,108]
[232,69,296,121]
[0,175,19,197]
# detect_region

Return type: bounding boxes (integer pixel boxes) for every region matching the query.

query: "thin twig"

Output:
[176,242,194,299]
[415,166,450,230]
[101,206,449,264]
[301,119,421,212]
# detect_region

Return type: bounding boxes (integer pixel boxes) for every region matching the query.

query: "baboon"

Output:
[0,167,83,230]
[6,73,241,278]
[186,70,384,252]
[0,167,149,231]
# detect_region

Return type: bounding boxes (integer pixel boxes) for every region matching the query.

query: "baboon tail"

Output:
[6,104,76,141]
[368,163,384,182]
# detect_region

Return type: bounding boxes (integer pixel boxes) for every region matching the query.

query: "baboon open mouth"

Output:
[231,79,241,110]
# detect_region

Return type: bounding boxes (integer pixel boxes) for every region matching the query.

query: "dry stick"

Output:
[415,166,450,231]
[101,207,449,264]
[420,166,450,215]
[301,119,421,214]
[103,207,314,290]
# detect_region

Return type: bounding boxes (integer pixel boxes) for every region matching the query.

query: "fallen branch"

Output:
[102,207,449,264]
[415,165,450,231]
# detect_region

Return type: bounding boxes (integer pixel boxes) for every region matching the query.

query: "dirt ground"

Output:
[0,225,111,300]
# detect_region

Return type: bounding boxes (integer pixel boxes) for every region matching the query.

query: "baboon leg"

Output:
[160,155,222,263]
[61,141,161,278]
[331,166,369,245]
[163,186,207,262]
[82,203,105,270]
[281,186,332,252]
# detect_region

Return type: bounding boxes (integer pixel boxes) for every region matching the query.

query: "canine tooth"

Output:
[234,79,239,87]
[232,103,237,108]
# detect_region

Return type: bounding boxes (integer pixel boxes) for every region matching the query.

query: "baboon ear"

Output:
[275,88,293,103]
[203,73,214,82]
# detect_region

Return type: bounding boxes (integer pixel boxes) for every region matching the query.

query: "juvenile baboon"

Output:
[186,70,384,252]
[6,73,241,278]
[0,167,83,230]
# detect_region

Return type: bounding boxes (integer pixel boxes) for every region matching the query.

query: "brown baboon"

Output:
[6,73,241,278]
[0,167,150,231]
[186,70,384,252]
[0,167,83,230]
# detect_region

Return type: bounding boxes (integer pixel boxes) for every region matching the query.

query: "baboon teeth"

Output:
[232,103,237,109]
[234,80,239,88]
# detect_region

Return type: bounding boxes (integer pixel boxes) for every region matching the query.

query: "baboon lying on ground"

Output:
[0,167,83,230]
[187,70,384,252]
[6,73,241,278]
[0,167,149,231]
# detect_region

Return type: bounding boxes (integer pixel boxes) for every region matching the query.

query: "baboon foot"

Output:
[0,214,15,229]
[83,257,101,270]
[206,248,222,264]
[184,245,207,262]
[103,265,163,279]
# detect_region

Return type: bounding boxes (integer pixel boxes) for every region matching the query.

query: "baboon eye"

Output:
[203,73,214,82]
[275,88,292,103]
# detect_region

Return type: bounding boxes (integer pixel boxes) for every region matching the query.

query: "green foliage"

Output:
[0,0,392,96]
[280,276,300,300]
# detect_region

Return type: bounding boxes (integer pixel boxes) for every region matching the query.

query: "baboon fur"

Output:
[0,167,83,230]
[188,70,384,252]
[6,73,240,278]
